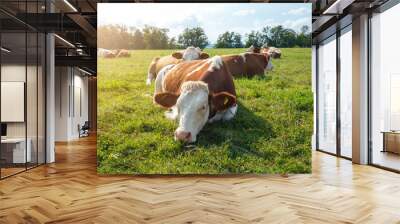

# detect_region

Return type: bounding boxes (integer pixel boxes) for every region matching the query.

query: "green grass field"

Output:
[97,48,312,174]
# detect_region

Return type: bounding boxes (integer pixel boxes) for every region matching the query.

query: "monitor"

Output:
[1,123,7,137]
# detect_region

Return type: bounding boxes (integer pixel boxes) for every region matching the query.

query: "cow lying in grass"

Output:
[153,56,237,143]
[247,45,282,59]
[154,52,273,93]
[116,49,130,57]
[221,52,273,78]
[98,49,130,58]
[262,47,281,59]
[98,48,118,58]
[146,46,209,85]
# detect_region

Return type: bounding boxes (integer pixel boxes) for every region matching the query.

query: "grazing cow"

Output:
[116,49,130,58]
[146,46,209,85]
[153,56,237,143]
[221,52,273,78]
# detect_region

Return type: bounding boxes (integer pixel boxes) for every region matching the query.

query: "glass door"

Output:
[317,34,337,154]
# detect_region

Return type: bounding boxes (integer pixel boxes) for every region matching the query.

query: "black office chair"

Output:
[79,121,90,138]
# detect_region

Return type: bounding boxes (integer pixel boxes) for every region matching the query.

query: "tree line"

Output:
[98,24,311,50]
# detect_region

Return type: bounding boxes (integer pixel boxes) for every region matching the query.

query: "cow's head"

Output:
[260,47,269,54]
[247,45,261,53]
[154,81,236,143]
[172,46,209,61]
[243,53,273,73]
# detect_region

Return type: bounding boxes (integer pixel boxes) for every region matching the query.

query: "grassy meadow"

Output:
[97,48,312,174]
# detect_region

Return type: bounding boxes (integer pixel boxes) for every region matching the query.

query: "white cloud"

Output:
[283,7,308,16]
[233,9,255,16]
[253,18,276,28]
[282,17,311,31]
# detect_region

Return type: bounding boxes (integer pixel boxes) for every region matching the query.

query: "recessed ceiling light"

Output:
[78,67,93,76]
[54,34,75,48]
[323,0,354,15]
[1,47,11,53]
[63,0,78,12]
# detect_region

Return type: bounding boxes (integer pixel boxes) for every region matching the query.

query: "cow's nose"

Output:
[175,131,192,142]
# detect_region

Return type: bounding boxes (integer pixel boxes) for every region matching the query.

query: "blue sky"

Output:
[98,3,311,44]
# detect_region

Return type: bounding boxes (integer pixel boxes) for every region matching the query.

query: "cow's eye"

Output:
[198,105,206,111]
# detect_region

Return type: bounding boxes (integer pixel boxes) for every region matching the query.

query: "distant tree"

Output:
[281,28,297,47]
[260,26,272,47]
[98,25,131,49]
[244,31,263,48]
[178,27,209,49]
[296,25,311,47]
[168,37,179,49]
[142,25,170,49]
[232,33,243,48]
[132,29,145,49]
[215,31,243,48]
[266,25,297,47]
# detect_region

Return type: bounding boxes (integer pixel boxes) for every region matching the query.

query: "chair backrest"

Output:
[82,121,90,129]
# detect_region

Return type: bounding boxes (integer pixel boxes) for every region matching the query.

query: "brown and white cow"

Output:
[221,52,273,78]
[246,45,261,53]
[146,46,209,85]
[248,45,282,59]
[153,56,237,143]
[98,48,118,58]
[117,49,131,58]
[98,48,111,57]
[261,47,281,59]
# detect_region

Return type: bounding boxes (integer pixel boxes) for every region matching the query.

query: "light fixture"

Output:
[1,47,11,53]
[54,34,75,48]
[76,49,84,55]
[63,0,78,12]
[323,0,355,15]
[78,67,93,76]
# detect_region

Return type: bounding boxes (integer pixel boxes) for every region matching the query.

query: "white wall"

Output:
[55,67,70,141]
[54,67,89,141]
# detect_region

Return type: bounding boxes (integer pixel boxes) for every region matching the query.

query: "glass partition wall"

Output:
[0,3,46,179]
[370,3,400,171]
[339,26,352,159]
[317,35,337,155]
[315,24,352,159]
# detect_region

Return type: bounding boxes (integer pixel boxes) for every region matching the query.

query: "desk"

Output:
[1,138,31,163]
[382,131,400,154]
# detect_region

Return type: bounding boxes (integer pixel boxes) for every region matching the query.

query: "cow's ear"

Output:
[199,52,209,59]
[211,92,236,111]
[172,52,183,59]
[154,92,179,108]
